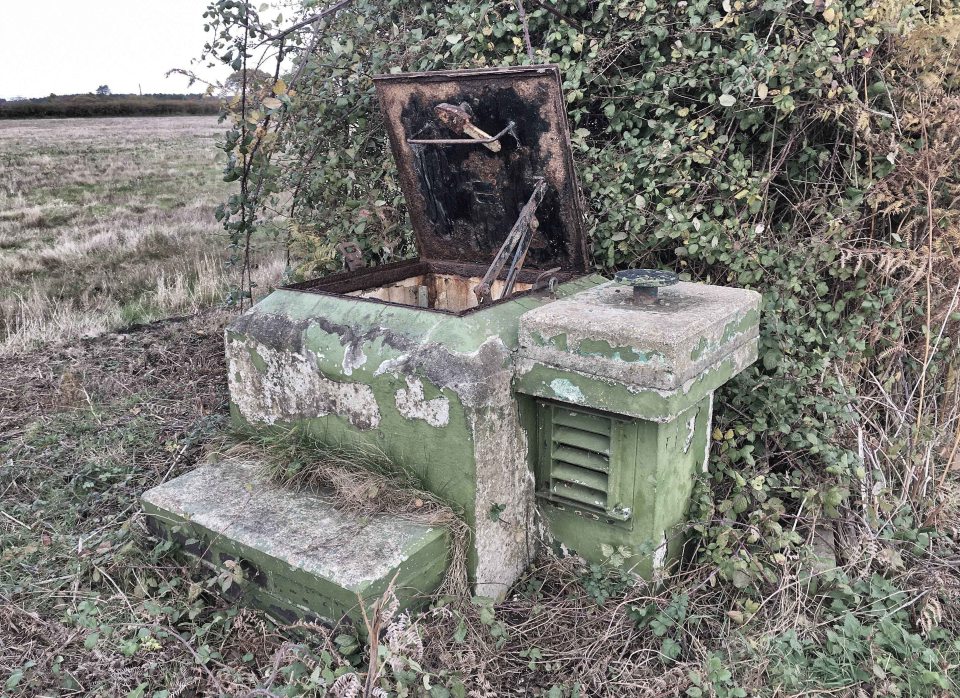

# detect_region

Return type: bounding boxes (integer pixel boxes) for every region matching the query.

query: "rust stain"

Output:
[373,65,588,273]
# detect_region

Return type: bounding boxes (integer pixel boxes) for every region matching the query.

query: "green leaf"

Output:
[126,684,148,698]
[762,349,781,370]
[718,94,737,107]
[5,671,24,690]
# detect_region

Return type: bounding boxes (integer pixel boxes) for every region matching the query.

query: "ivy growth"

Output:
[194,0,960,693]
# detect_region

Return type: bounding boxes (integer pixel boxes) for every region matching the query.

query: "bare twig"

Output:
[1,509,31,530]
[530,0,583,29]
[515,0,535,61]
[259,0,355,42]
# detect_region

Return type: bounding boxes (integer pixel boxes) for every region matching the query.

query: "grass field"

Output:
[0,116,283,354]
[0,117,300,694]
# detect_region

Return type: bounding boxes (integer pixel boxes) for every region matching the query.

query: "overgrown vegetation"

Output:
[0,94,220,120]
[188,0,960,693]
[3,0,959,695]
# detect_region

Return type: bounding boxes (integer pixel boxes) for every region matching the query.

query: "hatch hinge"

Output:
[336,241,365,272]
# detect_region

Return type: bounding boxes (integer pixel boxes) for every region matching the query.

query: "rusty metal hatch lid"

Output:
[374,65,589,273]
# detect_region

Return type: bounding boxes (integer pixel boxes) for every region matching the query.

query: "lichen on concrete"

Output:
[142,459,447,592]
[548,378,586,404]
[218,270,759,592]
[226,336,382,430]
[379,335,536,598]
[394,376,450,428]
[469,371,535,599]
[652,531,669,571]
[224,296,548,600]
[518,281,761,391]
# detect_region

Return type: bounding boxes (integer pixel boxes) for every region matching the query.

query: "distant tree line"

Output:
[0,93,221,119]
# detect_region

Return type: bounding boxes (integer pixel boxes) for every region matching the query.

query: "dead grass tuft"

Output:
[228,435,471,601]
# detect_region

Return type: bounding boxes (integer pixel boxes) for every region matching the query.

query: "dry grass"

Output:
[234,436,471,601]
[0,116,284,355]
[0,313,364,696]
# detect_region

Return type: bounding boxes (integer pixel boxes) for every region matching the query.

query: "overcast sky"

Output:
[0,1,230,99]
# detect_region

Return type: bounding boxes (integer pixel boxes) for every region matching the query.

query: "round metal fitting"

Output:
[613,268,679,305]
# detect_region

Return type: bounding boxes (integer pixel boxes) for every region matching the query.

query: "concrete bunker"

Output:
[143,65,761,630]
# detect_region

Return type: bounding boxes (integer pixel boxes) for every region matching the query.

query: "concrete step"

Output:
[141,459,449,628]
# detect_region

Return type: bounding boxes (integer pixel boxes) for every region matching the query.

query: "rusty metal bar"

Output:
[474,178,547,304]
[500,215,539,300]
[408,121,516,149]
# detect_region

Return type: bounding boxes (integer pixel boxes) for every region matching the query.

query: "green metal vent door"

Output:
[535,402,637,523]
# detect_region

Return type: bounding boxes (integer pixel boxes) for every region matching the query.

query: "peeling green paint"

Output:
[689,307,760,361]
[516,341,755,423]
[247,346,267,373]
[545,333,568,351]
[141,460,448,631]
[533,398,712,573]
[576,338,645,363]
[548,378,585,403]
[223,274,609,598]
[170,269,762,615]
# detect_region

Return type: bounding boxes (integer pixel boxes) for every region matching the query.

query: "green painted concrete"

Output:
[209,270,760,603]
[514,280,760,571]
[225,275,607,598]
[530,398,712,575]
[514,343,755,424]
[141,459,448,629]
[517,281,762,391]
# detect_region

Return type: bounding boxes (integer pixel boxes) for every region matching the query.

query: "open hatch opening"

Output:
[282,67,589,318]
[283,259,579,316]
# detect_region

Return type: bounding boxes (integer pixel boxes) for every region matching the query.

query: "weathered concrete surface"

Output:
[514,341,758,423]
[516,280,761,574]
[219,272,760,586]
[227,338,381,430]
[141,459,448,626]
[518,281,761,391]
[224,275,607,599]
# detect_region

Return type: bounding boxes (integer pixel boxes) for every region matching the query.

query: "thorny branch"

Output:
[515,0,535,60]
[258,0,356,43]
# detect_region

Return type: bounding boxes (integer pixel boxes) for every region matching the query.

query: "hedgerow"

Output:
[195,0,960,694]
[0,94,220,119]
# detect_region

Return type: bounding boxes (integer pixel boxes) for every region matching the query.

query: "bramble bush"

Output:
[197,0,960,693]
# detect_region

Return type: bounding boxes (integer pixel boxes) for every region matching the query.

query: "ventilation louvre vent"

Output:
[550,410,612,509]
[536,401,633,522]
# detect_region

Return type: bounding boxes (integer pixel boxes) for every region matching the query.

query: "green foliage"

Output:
[687,653,747,698]
[632,593,691,664]
[765,571,954,693]
[200,0,960,693]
